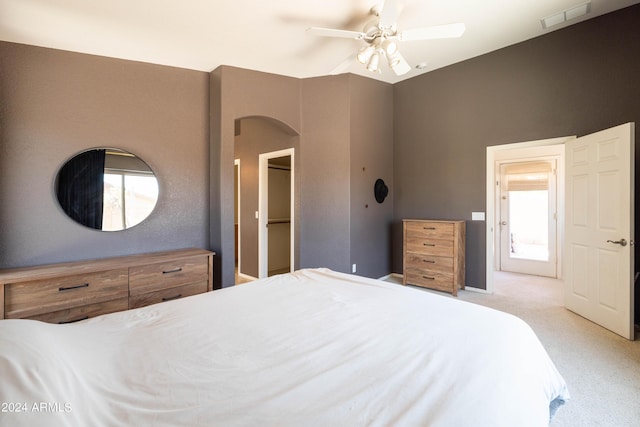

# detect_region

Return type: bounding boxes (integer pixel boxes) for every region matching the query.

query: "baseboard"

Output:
[378,273,403,281]
[238,273,258,282]
[464,285,490,294]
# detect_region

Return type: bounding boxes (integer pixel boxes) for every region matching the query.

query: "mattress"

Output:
[0,268,569,426]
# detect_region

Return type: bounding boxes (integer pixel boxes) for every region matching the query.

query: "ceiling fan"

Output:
[306,0,465,76]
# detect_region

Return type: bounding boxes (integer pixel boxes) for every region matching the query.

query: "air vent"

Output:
[541,1,591,29]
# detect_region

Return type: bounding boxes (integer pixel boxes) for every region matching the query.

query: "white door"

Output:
[565,123,635,339]
[499,160,558,277]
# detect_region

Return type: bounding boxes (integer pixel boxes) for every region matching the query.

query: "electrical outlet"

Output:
[352,264,357,273]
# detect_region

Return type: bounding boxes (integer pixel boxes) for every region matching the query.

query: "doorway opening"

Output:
[234,116,299,283]
[259,148,295,278]
[486,137,572,293]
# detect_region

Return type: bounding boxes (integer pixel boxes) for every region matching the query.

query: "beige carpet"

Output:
[387,272,640,426]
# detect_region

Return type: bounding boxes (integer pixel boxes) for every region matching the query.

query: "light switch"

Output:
[472,212,485,221]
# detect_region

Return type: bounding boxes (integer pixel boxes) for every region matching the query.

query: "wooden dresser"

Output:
[403,220,465,296]
[0,248,214,323]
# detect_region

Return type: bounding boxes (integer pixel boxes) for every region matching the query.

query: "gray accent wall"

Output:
[393,5,640,289]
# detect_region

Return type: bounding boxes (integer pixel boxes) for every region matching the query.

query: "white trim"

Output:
[486,136,574,293]
[234,159,242,279]
[464,286,490,294]
[258,148,295,279]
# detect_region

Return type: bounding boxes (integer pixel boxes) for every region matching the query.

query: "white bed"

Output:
[0,268,568,426]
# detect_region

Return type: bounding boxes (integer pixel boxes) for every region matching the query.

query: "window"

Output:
[103,171,159,231]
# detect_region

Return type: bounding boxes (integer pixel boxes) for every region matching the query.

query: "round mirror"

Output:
[55,148,159,231]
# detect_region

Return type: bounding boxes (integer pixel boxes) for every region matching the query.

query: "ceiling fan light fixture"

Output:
[357,45,376,64]
[367,51,380,72]
[385,50,401,68]
[382,39,397,56]
[388,56,401,68]
[307,1,466,78]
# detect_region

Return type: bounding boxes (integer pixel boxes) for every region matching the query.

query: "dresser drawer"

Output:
[129,281,208,309]
[129,256,209,296]
[4,269,128,319]
[405,236,453,257]
[26,297,130,324]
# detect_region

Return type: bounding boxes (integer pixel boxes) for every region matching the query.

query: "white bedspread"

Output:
[0,268,568,426]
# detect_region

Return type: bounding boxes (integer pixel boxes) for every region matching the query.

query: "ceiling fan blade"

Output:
[378,0,399,29]
[398,23,466,41]
[390,51,412,76]
[306,27,365,39]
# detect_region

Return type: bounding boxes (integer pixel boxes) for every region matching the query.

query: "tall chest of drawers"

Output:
[0,248,214,323]
[403,220,465,296]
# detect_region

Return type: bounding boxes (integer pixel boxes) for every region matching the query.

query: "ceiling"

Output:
[1,0,638,84]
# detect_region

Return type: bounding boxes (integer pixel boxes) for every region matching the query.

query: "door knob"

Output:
[606,238,627,247]
[500,221,507,226]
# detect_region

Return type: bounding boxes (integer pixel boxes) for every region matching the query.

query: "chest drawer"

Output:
[129,256,209,296]
[4,269,128,319]
[129,281,208,309]
[404,270,454,293]
[405,253,454,273]
[404,221,453,240]
[405,236,453,257]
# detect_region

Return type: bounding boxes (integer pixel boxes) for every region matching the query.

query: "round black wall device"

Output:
[374,178,389,203]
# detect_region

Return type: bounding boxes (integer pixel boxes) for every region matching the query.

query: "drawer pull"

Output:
[423,227,436,230]
[422,259,436,263]
[422,276,436,280]
[162,294,183,302]
[423,243,436,247]
[162,268,183,274]
[58,316,89,324]
[58,283,89,292]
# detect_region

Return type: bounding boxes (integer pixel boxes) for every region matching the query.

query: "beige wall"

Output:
[0,46,394,289]
[212,69,394,286]
[0,42,210,268]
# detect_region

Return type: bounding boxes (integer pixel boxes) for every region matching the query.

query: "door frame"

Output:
[486,136,574,293]
[258,148,295,279]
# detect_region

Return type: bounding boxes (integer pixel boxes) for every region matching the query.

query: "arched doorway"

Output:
[234,116,299,283]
